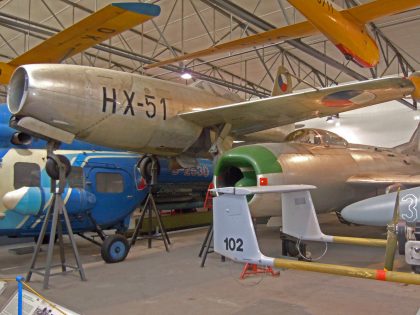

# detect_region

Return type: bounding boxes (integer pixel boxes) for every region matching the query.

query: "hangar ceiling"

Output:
[0,0,418,104]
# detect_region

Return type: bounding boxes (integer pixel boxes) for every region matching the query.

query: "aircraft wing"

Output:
[347,174,420,187]
[145,21,316,69]
[0,3,160,84]
[178,76,415,135]
[145,0,420,70]
[341,0,420,25]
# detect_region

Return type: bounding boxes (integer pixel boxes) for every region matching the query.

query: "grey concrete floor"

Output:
[0,213,419,315]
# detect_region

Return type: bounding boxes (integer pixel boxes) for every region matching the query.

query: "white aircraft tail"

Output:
[212,185,319,264]
[281,189,329,241]
[213,189,263,263]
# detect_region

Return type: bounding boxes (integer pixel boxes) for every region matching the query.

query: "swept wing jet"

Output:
[6,64,420,163]
[214,126,420,219]
[146,0,420,69]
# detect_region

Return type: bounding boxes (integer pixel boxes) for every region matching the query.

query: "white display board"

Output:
[0,289,79,315]
[0,282,5,297]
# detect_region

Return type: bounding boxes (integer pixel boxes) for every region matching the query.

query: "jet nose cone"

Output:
[2,187,42,215]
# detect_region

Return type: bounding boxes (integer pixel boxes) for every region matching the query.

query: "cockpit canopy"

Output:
[285,128,348,147]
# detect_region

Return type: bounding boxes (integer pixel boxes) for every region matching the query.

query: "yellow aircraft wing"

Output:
[145,21,317,69]
[0,3,160,84]
[146,0,419,70]
[341,0,419,25]
[179,76,417,135]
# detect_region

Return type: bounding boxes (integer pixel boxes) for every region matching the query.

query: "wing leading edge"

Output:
[146,0,420,70]
[179,76,417,136]
[0,2,160,84]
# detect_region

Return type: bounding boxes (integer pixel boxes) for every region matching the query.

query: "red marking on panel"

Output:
[322,99,353,107]
[260,177,268,186]
[281,83,288,92]
[335,44,375,68]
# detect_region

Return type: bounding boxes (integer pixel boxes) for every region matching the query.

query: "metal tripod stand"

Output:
[26,142,86,289]
[129,155,170,251]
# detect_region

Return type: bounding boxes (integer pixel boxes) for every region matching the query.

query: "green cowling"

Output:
[215,145,282,188]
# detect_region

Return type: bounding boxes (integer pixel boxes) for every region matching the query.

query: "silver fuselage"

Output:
[243,142,420,217]
[8,64,232,155]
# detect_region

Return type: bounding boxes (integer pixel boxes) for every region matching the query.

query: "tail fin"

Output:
[281,189,327,241]
[271,66,293,96]
[394,123,420,155]
[212,185,319,264]
[213,188,263,263]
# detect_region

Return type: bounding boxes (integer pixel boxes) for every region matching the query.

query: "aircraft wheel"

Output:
[101,234,129,263]
[46,155,71,180]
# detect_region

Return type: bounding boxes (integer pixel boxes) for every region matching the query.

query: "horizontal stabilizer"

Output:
[0,2,160,84]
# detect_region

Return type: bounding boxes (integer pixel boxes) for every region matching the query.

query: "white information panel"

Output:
[0,289,79,315]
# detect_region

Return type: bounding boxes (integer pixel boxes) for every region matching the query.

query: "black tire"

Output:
[397,220,407,255]
[101,234,129,263]
[138,155,160,184]
[46,155,71,180]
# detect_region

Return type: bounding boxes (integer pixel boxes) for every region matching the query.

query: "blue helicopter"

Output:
[0,104,213,262]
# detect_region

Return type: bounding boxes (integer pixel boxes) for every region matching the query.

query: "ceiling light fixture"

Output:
[181,72,192,80]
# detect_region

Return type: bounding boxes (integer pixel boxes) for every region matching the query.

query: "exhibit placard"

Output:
[0,289,79,315]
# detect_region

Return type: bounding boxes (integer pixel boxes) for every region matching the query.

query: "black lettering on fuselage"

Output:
[123,90,135,116]
[102,87,117,113]
[317,0,334,14]
[327,1,333,13]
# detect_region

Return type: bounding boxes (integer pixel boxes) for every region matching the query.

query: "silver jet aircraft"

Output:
[6,64,420,168]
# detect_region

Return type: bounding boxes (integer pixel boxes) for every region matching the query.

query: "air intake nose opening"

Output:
[7,67,29,115]
[11,132,32,145]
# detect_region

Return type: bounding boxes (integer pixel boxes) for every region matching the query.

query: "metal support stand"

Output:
[129,189,171,251]
[26,141,86,289]
[129,155,170,251]
[198,224,225,267]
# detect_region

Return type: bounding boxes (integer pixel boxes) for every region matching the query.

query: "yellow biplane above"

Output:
[0,2,161,84]
[146,0,420,70]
